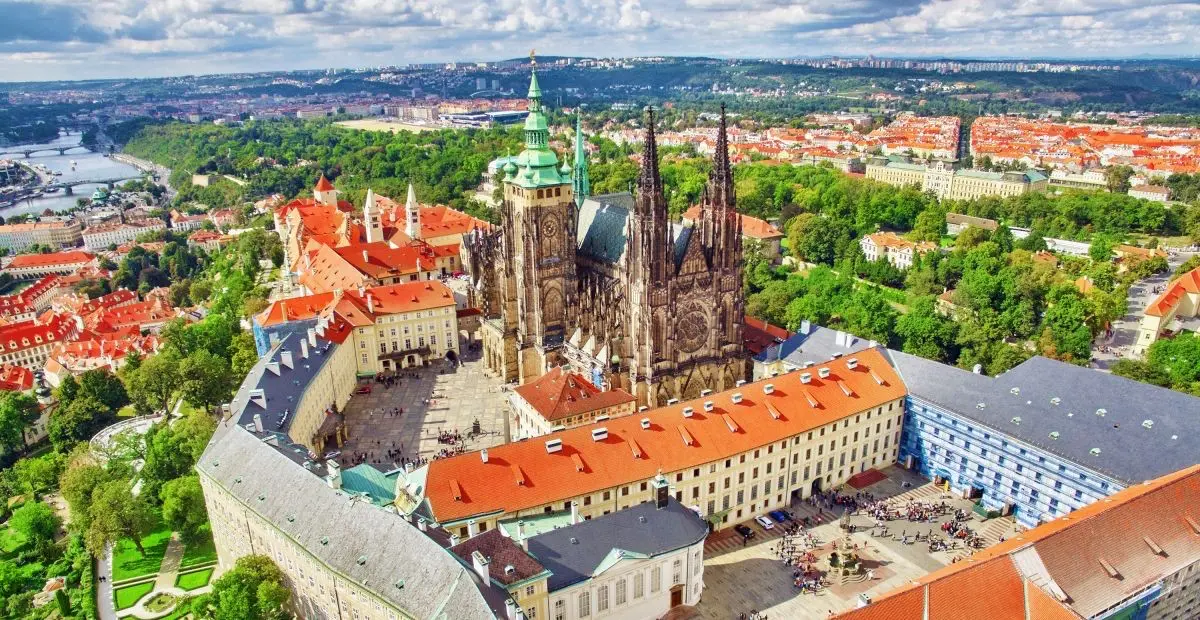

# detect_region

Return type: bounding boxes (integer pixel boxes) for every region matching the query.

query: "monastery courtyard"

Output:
[695,466,1020,620]
[335,341,511,470]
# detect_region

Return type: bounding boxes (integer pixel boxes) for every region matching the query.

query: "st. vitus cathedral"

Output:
[465,65,747,407]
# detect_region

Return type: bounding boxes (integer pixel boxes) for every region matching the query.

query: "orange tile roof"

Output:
[837,464,1200,620]
[1146,266,1200,317]
[0,314,76,353]
[340,279,456,319]
[424,347,905,523]
[681,205,783,240]
[314,175,335,192]
[513,367,636,423]
[256,292,338,327]
[7,251,95,269]
[0,364,32,391]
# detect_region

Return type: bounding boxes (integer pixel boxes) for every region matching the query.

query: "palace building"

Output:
[465,66,748,407]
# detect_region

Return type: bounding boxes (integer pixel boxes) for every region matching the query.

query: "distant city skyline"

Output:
[1,0,1198,82]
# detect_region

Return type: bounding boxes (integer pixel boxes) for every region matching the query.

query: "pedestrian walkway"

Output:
[154,536,184,590]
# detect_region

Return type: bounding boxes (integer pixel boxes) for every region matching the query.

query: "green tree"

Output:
[1088,235,1116,263]
[78,369,130,412]
[1039,287,1093,363]
[85,480,154,556]
[59,455,111,529]
[161,475,207,541]
[1146,332,1200,395]
[179,350,234,412]
[12,453,61,499]
[140,410,213,501]
[48,396,114,451]
[9,501,60,550]
[1105,165,1134,193]
[0,391,39,454]
[229,333,258,380]
[209,555,290,620]
[55,375,80,408]
[126,349,183,414]
[895,297,959,362]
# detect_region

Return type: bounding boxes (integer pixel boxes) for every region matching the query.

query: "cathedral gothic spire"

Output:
[634,107,671,283]
[573,114,590,208]
[708,103,735,209]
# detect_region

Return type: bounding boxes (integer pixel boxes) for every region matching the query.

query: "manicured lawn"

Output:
[179,533,216,569]
[116,405,137,418]
[145,592,178,613]
[175,567,214,591]
[113,581,155,611]
[111,511,172,582]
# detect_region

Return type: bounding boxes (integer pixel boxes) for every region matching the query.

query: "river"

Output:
[2,133,143,217]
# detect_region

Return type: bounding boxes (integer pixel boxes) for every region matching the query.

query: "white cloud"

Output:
[0,0,1197,81]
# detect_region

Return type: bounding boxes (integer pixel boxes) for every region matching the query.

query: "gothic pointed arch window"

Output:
[543,287,564,324]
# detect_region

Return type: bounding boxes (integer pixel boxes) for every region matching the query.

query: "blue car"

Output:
[769,510,789,523]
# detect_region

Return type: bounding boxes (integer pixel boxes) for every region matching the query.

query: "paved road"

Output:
[97,545,115,620]
[1092,249,1195,370]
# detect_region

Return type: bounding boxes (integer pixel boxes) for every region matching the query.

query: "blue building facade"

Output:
[899,394,1123,529]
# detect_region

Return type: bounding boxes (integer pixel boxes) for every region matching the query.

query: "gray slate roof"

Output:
[762,323,875,365]
[526,498,708,592]
[198,425,497,620]
[577,193,632,264]
[889,351,1200,485]
[230,333,337,434]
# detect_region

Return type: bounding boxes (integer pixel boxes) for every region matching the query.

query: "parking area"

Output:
[696,466,1019,620]
[335,342,510,471]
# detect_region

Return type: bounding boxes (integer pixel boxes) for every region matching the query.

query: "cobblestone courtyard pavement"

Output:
[336,342,510,470]
[696,466,1019,619]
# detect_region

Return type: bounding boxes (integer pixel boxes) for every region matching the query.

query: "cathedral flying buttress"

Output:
[464,66,747,407]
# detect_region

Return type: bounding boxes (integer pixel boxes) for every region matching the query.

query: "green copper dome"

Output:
[507,68,563,190]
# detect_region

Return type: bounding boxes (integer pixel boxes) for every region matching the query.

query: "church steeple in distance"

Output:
[573,113,590,208]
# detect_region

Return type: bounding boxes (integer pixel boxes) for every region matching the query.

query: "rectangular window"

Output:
[634,573,644,599]
[651,567,662,593]
[579,592,590,617]
[554,600,565,620]
[616,579,626,605]
[673,559,683,584]
[597,585,609,612]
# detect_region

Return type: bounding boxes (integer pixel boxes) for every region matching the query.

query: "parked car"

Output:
[354,385,372,394]
[734,524,755,539]
[769,510,789,523]
[754,515,775,530]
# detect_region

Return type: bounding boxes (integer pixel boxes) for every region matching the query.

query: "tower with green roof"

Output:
[498,58,577,384]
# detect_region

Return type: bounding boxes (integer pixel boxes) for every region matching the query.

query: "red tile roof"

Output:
[7,251,95,269]
[0,364,32,391]
[256,292,338,328]
[0,314,77,353]
[424,348,905,523]
[743,316,791,356]
[513,367,636,423]
[314,175,335,192]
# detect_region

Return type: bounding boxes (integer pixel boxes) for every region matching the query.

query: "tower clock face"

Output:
[540,214,560,238]
[677,304,709,353]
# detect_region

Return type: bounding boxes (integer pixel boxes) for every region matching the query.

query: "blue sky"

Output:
[1,0,1197,82]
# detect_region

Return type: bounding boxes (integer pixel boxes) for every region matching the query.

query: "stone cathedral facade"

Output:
[465,67,747,407]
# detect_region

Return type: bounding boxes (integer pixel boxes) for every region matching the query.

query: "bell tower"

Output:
[502,53,577,384]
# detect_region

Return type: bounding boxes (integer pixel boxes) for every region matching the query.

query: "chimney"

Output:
[800,320,811,335]
[417,518,427,532]
[362,249,369,263]
[517,520,526,540]
[818,367,831,379]
[467,519,479,538]
[307,328,317,348]
[326,460,342,489]
[300,339,309,359]
[404,462,415,473]
[449,533,460,546]
[367,294,375,314]
[280,350,294,369]
[835,331,845,346]
[252,413,264,433]
[505,599,519,620]
[480,449,489,464]
[570,501,580,524]
[972,364,983,375]
[470,550,490,583]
